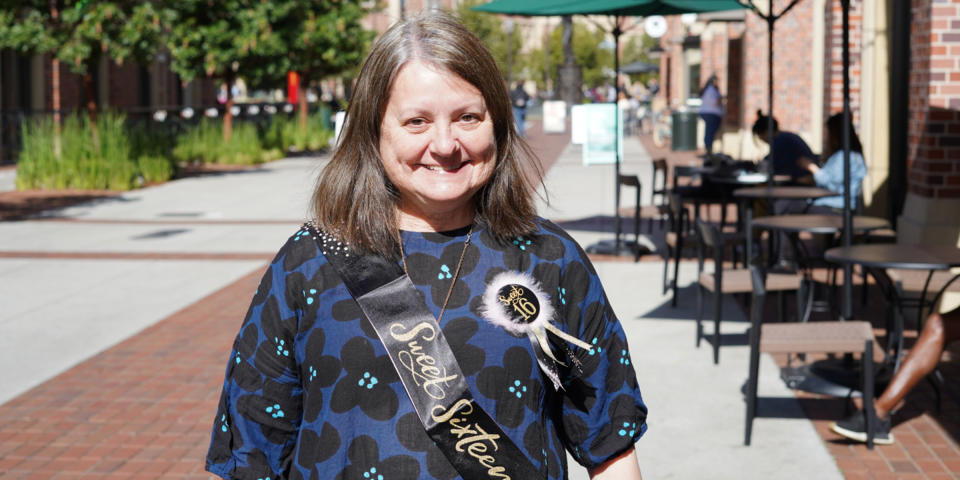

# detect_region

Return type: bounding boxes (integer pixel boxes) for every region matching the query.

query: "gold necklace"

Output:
[398,224,474,323]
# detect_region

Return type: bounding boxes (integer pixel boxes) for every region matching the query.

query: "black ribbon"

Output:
[310,226,540,480]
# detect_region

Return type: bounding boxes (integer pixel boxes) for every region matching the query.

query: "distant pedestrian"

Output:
[510,81,530,137]
[699,74,723,157]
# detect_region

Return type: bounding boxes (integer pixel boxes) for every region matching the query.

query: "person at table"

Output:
[831,306,960,445]
[699,74,723,158]
[751,110,816,183]
[204,11,648,480]
[797,112,867,211]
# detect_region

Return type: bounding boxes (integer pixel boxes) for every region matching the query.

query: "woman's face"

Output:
[379,60,497,226]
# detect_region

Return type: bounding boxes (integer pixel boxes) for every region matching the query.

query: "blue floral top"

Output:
[205,218,648,480]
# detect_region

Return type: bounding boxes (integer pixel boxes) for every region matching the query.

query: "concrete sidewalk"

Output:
[0,130,842,478]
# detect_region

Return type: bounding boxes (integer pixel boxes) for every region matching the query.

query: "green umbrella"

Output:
[475,0,748,257]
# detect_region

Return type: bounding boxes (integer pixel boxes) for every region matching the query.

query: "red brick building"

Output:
[657,0,959,245]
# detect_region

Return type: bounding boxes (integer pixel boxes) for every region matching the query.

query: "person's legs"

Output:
[513,107,526,137]
[831,306,960,444]
[701,113,721,155]
[875,306,960,418]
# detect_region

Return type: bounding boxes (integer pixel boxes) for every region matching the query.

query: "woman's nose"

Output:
[429,124,458,156]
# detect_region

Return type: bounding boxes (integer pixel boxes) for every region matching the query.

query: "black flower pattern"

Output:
[588,394,646,459]
[404,242,480,310]
[253,296,299,379]
[331,298,378,339]
[334,435,420,480]
[232,323,265,392]
[395,413,457,479]
[480,230,565,271]
[603,333,637,393]
[229,449,280,480]
[296,422,341,473]
[523,420,560,476]
[302,329,342,422]
[284,226,321,272]
[477,346,540,428]
[236,378,301,445]
[444,316,485,375]
[329,337,399,421]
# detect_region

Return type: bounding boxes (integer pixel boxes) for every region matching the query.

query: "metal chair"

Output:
[649,158,668,233]
[745,262,881,449]
[616,174,643,262]
[695,219,802,364]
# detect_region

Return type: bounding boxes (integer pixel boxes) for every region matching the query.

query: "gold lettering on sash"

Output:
[431,400,511,480]
[390,322,458,400]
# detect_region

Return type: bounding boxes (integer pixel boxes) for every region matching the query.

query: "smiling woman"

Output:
[205,10,647,480]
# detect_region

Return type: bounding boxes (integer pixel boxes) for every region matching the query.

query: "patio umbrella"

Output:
[620,60,659,74]
[475,0,748,256]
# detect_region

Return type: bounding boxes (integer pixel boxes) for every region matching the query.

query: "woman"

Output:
[698,75,723,157]
[798,112,867,211]
[205,12,647,480]
[751,110,816,182]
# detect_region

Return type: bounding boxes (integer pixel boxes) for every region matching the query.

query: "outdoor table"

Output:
[825,244,960,370]
[752,214,891,321]
[733,186,837,263]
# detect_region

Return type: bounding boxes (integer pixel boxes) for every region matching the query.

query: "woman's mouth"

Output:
[422,162,469,172]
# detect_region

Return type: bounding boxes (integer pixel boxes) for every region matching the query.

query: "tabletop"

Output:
[824,244,960,270]
[752,214,890,234]
[733,186,836,200]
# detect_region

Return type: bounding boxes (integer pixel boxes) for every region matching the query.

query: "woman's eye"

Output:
[460,113,478,122]
[406,118,426,127]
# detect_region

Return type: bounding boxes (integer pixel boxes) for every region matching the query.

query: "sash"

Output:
[310,226,540,480]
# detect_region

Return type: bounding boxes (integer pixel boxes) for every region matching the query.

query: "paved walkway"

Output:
[0,121,956,479]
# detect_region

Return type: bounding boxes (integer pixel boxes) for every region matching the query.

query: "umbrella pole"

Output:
[841,0,853,320]
[767,0,775,183]
[614,15,623,252]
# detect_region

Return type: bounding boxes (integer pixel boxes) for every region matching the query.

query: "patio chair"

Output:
[663,192,691,305]
[745,262,881,449]
[649,158,668,233]
[615,174,643,262]
[695,219,802,364]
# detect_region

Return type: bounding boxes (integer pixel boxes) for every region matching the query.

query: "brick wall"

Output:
[823,0,862,129]
[907,0,960,199]
[742,0,815,137]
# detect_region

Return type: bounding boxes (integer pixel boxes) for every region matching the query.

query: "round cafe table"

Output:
[732,186,838,262]
[825,244,960,369]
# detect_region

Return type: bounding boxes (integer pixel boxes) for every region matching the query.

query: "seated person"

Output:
[831,306,960,445]
[769,113,867,270]
[797,112,867,212]
[752,110,816,183]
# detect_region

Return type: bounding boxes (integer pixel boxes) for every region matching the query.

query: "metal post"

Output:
[841,0,853,320]
[614,17,623,252]
[766,0,775,181]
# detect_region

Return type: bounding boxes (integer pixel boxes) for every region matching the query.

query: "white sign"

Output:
[542,100,567,134]
[334,111,347,146]
[582,103,623,166]
[571,104,587,145]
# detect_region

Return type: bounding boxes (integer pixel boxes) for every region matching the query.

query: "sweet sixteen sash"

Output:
[311,226,540,480]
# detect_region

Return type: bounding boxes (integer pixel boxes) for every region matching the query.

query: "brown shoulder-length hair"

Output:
[311,10,543,259]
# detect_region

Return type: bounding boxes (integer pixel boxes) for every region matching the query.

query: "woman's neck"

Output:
[396,206,475,232]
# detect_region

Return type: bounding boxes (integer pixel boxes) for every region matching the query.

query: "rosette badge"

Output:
[481,271,593,389]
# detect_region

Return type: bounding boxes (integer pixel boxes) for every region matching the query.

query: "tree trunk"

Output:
[50,0,61,158]
[298,73,309,137]
[223,75,234,143]
[82,68,99,147]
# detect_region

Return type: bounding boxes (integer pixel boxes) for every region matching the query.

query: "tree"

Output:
[0,1,171,141]
[456,0,522,83]
[536,20,612,93]
[165,0,287,141]
[244,0,375,134]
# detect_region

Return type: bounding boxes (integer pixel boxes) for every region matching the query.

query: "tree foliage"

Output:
[455,0,522,83]
[0,0,171,116]
[531,20,613,91]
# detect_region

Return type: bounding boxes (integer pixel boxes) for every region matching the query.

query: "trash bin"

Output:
[671,110,697,151]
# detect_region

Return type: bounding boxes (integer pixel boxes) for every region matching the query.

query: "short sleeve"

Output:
[553,242,648,469]
[206,235,307,479]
